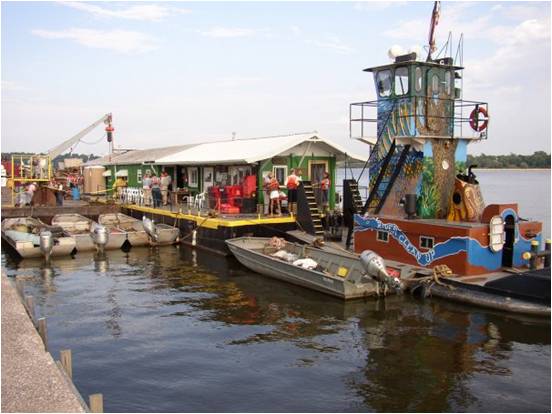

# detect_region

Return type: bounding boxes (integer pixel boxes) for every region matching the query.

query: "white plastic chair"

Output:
[194,192,206,210]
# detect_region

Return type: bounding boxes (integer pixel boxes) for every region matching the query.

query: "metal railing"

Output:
[349,96,489,141]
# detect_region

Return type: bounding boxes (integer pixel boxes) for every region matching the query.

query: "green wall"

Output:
[257,155,337,209]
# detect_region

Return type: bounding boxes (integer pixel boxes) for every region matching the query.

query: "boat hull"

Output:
[226,237,378,300]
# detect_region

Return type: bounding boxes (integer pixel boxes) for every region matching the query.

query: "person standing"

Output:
[151,173,162,208]
[285,168,301,215]
[269,174,281,216]
[160,171,172,206]
[320,172,331,214]
[142,173,152,206]
[263,172,273,215]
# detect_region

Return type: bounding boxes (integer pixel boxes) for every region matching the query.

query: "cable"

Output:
[80,133,107,145]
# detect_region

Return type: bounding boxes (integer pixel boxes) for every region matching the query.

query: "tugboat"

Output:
[347,2,550,316]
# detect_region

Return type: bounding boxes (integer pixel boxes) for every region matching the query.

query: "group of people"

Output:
[141,171,172,208]
[263,169,330,216]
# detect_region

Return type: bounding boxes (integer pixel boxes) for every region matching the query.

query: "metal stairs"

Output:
[295,180,325,237]
[362,140,411,215]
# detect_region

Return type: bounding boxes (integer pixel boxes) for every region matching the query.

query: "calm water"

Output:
[2,170,551,412]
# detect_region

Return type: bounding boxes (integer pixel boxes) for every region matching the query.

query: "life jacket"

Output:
[269,178,280,191]
[286,175,299,189]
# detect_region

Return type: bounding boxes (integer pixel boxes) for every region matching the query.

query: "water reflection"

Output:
[1,245,549,412]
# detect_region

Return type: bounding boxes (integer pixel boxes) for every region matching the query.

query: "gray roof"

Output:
[83,144,198,166]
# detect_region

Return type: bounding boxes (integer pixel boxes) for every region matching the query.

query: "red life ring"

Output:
[469,107,488,132]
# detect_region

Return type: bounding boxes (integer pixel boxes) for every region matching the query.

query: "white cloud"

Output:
[308,35,355,54]
[199,27,255,38]
[32,28,158,54]
[60,2,190,22]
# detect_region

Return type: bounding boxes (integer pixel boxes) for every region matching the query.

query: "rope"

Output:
[80,133,107,145]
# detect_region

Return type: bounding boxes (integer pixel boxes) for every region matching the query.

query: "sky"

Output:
[1,1,550,157]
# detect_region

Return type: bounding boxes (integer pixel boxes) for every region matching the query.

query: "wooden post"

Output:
[15,278,24,298]
[24,295,36,324]
[60,349,72,379]
[38,318,48,351]
[89,393,104,413]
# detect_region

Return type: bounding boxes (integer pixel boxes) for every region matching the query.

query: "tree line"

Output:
[467,151,550,169]
[1,152,99,165]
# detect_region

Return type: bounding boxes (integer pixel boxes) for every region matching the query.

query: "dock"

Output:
[1,275,87,413]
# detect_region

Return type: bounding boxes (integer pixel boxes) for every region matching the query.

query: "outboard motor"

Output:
[39,231,54,262]
[142,216,159,243]
[90,222,109,253]
[360,250,402,291]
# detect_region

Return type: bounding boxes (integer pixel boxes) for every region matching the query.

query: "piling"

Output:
[24,295,36,325]
[545,239,551,268]
[89,393,104,413]
[530,240,539,270]
[38,317,48,351]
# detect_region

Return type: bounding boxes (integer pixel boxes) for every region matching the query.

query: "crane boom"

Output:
[47,113,112,160]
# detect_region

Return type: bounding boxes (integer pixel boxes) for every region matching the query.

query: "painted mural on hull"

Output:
[354,208,542,271]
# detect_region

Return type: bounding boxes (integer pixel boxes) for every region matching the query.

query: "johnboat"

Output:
[1,217,76,259]
[341,2,550,316]
[98,213,179,246]
[226,237,400,300]
[52,213,127,251]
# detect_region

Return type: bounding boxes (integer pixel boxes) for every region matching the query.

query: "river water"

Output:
[2,170,550,412]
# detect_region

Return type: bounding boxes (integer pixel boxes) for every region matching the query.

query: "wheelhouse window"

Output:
[444,71,452,96]
[377,230,389,243]
[431,74,440,95]
[394,67,409,96]
[415,67,423,92]
[376,70,392,97]
[420,236,435,249]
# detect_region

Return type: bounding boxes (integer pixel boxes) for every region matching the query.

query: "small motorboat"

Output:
[98,213,179,247]
[407,268,551,317]
[1,217,76,259]
[52,213,126,251]
[226,237,399,300]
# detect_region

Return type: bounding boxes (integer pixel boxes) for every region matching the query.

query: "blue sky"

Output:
[2,1,550,156]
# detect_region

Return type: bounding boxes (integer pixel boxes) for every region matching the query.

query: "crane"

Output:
[47,113,114,160]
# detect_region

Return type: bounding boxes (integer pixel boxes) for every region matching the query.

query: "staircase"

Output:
[362,141,411,215]
[296,181,325,237]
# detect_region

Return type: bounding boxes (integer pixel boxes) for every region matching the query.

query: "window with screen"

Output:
[445,71,452,96]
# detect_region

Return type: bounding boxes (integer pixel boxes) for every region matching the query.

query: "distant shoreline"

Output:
[472,168,551,172]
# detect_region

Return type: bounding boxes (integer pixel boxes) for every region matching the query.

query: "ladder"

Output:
[362,141,411,215]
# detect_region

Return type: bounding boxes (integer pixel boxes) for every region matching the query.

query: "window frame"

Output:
[414,66,423,92]
[137,168,143,184]
[272,165,288,186]
[187,167,199,188]
[431,73,440,95]
[420,236,435,249]
[376,69,392,98]
[377,230,389,243]
[394,66,409,96]
[444,71,452,96]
